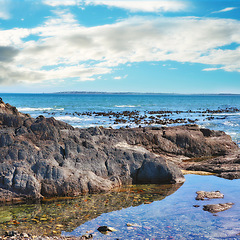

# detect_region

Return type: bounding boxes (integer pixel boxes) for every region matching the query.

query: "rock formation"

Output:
[195,191,224,200]
[0,100,239,203]
[203,203,234,213]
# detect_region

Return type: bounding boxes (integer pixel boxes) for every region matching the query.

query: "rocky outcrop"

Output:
[203,203,234,213]
[0,101,239,203]
[195,191,224,200]
[182,151,240,179]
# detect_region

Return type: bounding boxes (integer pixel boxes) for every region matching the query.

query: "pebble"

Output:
[193,205,200,208]
[126,223,141,227]
[97,226,117,233]
[1,232,86,240]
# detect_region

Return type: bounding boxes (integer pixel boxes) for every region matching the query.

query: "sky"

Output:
[0,0,240,94]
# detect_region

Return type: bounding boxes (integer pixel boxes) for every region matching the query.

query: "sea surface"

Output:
[1,93,240,239]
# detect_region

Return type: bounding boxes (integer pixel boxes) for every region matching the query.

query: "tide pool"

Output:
[63,175,240,239]
[1,175,239,239]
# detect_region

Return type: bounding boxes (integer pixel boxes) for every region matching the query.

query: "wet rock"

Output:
[126,223,141,227]
[193,205,200,208]
[4,231,18,237]
[196,191,224,200]
[203,203,234,213]
[97,226,117,233]
[81,233,93,239]
[20,233,29,238]
[184,151,240,179]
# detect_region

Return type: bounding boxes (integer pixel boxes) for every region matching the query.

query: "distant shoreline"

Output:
[1,92,240,96]
[53,91,240,96]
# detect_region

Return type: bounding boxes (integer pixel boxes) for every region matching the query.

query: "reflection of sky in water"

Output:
[63,175,240,239]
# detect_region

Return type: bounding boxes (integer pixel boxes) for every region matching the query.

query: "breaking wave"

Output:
[17,107,64,112]
[115,105,137,108]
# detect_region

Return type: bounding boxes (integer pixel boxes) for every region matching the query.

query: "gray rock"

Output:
[196,191,224,200]
[137,158,185,184]
[203,203,234,213]
[184,151,240,179]
[97,226,117,233]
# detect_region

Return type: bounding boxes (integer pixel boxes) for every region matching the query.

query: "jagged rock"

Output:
[203,203,234,213]
[0,100,239,203]
[196,191,224,200]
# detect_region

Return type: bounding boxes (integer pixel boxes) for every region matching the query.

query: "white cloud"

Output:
[212,7,237,14]
[43,0,188,12]
[202,67,222,72]
[42,0,79,6]
[86,0,188,12]
[1,13,240,85]
[114,74,128,80]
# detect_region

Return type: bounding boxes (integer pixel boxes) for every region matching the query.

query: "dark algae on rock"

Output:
[0,99,239,203]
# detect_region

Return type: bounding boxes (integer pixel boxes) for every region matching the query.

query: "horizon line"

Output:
[1,91,240,96]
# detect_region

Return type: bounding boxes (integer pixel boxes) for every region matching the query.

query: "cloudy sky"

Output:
[0,0,240,93]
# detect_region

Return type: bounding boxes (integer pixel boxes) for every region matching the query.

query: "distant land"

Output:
[54,91,240,96]
[54,91,177,95]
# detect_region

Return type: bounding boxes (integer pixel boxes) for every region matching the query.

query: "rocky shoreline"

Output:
[0,99,240,204]
[43,107,240,126]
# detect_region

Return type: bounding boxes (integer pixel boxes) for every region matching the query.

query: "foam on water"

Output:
[223,121,239,127]
[17,107,64,112]
[213,112,240,116]
[115,105,137,108]
[55,116,82,122]
[17,107,53,112]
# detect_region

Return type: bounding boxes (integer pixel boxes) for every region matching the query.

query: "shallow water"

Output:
[0,183,181,236]
[63,175,240,240]
[1,175,239,239]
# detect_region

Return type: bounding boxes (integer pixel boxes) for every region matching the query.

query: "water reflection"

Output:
[64,175,240,239]
[0,183,182,236]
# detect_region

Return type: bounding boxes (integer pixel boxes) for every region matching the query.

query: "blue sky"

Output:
[0,0,240,93]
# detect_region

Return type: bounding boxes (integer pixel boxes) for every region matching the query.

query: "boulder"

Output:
[137,158,185,184]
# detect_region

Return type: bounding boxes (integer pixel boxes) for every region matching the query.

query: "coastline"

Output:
[0,97,240,239]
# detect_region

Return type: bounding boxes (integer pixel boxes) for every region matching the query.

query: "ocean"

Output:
[1,93,240,144]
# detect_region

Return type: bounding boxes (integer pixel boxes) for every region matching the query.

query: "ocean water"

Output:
[1,93,240,144]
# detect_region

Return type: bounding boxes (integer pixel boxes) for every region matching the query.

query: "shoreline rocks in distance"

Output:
[0,100,240,203]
